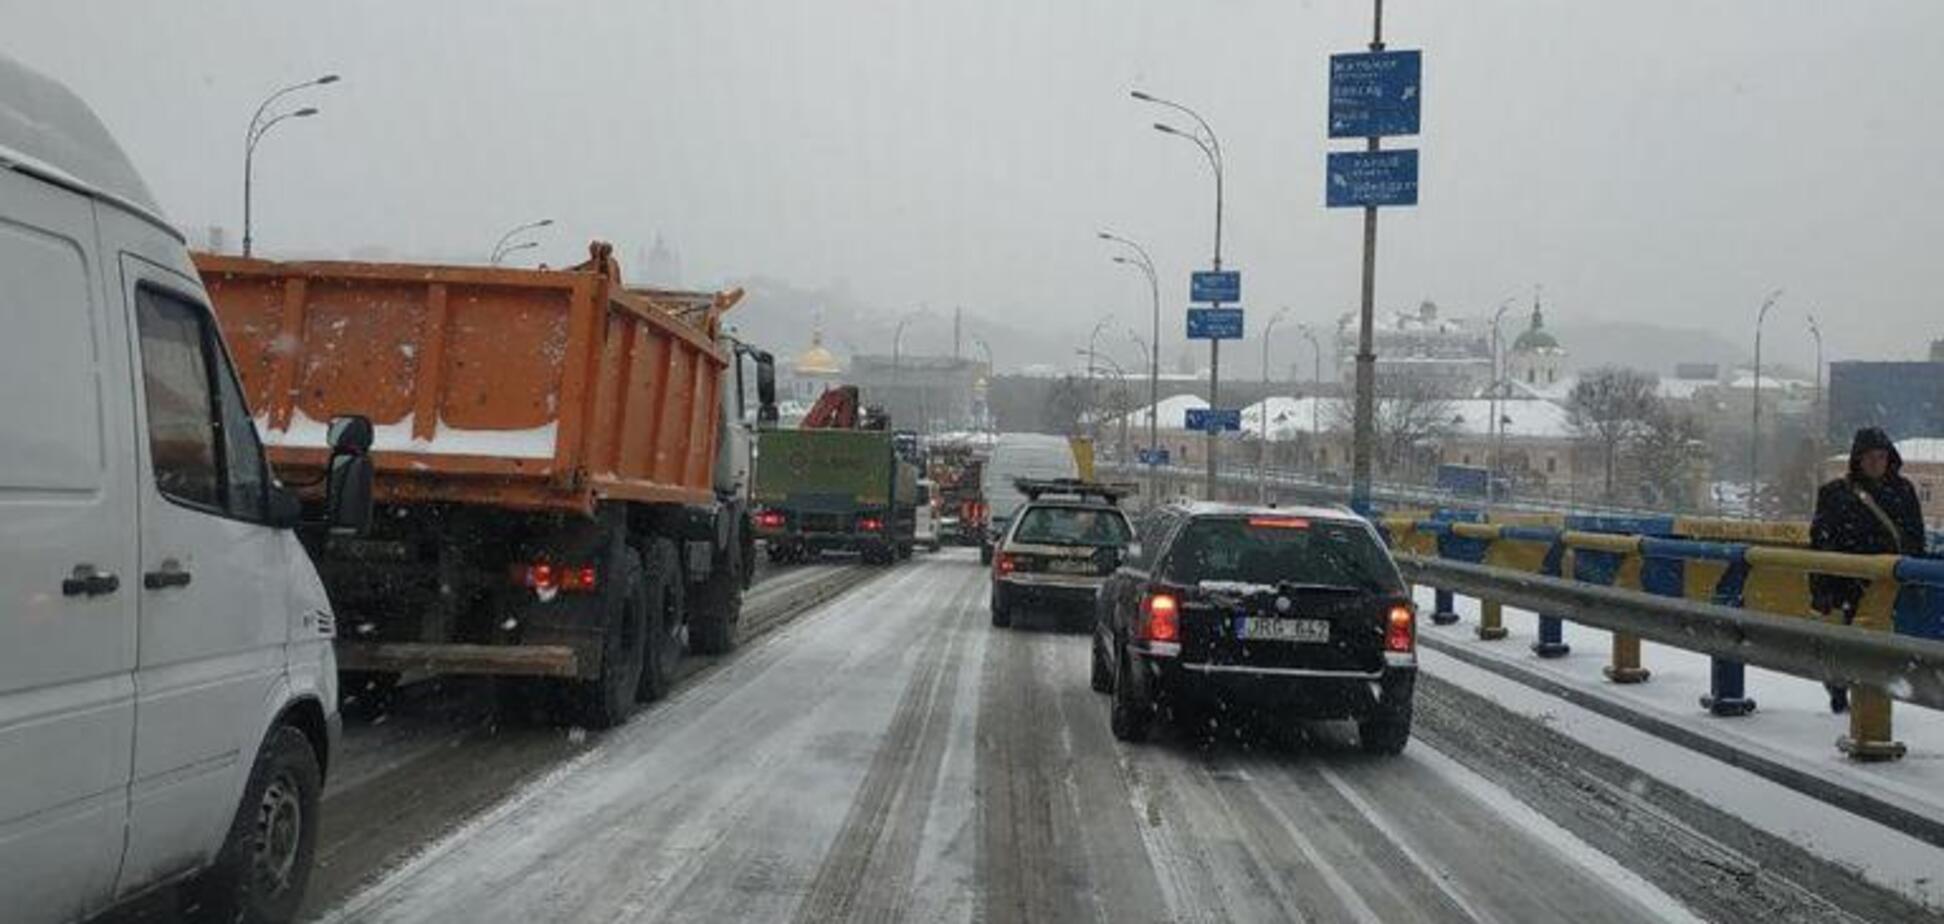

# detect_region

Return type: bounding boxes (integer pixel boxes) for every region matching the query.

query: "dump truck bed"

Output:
[196,249,737,514]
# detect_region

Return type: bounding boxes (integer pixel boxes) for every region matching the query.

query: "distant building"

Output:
[1336,300,1493,396]
[850,353,986,433]
[1826,360,1944,444]
[1504,303,1567,389]
[638,234,682,287]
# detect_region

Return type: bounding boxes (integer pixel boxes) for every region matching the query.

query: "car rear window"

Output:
[1163,516,1403,593]
[1011,505,1131,547]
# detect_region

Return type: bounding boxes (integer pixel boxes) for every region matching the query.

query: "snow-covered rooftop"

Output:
[1116,394,1209,430]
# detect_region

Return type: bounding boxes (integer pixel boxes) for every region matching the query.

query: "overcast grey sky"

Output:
[6,1,1941,372]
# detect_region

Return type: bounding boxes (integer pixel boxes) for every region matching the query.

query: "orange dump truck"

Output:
[196,243,777,727]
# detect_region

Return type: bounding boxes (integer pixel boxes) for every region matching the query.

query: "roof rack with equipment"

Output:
[1013,478,1137,504]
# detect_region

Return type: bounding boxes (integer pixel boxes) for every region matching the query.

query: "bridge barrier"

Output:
[1382,517,1944,761]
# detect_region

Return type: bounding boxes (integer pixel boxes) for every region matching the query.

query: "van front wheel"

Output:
[179,726,321,924]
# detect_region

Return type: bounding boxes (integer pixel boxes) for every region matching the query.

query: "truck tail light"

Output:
[1140,592,1180,643]
[1385,604,1415,653]
[859,516,883,532]
[513,561,598,595]
[755,509,785,529]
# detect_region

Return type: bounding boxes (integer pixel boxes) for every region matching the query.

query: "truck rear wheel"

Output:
[571,541,647,729]
[690,541,742,655]
[638,539,686,701]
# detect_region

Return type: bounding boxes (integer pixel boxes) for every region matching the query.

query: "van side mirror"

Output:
[324,414,374,535]
[754,351,779,427]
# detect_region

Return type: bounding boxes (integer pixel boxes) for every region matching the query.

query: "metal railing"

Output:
[1384,518,1944,762]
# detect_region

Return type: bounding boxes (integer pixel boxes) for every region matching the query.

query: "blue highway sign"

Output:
[1190,270,1240,304]
[1185,408,1243,433]
[1137,447,1172,466]
[1326,149,1419,208]
[1186,307,1244,340]
[1329,50,1422,138]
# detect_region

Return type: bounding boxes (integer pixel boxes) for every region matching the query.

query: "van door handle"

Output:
[143,566,193,590]
[63,565,121,597]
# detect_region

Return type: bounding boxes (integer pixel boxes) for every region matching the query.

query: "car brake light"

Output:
[513,561,598,595]
[1386,604,1414,652]
[997,553,1016,575]
[1141,592,1180,643]
[1248,517,1310,529]
[755,510,785,529]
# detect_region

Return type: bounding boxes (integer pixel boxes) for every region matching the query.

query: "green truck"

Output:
[753,428,920,564]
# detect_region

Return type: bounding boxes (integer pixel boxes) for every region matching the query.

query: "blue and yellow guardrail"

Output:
[1381,516,1944,762]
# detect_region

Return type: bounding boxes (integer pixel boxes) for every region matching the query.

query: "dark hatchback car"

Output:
[1092,502,1417,754]
[991,480,1134,628]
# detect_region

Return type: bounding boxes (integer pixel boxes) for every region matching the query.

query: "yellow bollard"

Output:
[1476,599,1507,640]
[1603,632,1650,683]
[1839,688,1907,762]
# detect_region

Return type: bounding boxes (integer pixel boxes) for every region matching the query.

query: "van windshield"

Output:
[1164,517,1403,594]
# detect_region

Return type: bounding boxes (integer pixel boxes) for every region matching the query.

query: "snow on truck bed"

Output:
[256,411,558,460]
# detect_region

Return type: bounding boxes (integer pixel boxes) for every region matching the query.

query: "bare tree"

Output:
[1566,367,1660,500]
[1328,377,1457,477]
[1628,405,1710,511]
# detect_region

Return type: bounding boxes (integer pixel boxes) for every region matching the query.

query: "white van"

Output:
[914,478,940,551]
[0,54,372,923]
[979,433,1080,564]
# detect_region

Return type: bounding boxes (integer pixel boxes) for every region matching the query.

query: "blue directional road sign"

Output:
[1186,307,1244,340]
[1190,270,1240,304]
[1137,447,1171,466]
[1185,408,1242,433]
[1326,149,1419,208]
[1329,50,1422,138]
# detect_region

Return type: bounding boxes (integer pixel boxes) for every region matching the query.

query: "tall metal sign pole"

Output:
[1327,1,1418,513]
[1351,0,1386,512]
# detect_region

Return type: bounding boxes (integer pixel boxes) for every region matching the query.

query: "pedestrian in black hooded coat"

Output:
[1810,427,1927,713]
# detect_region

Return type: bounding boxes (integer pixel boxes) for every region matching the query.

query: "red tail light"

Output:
[755,510,785,529]
[997,553,1016,575]
[513,561,598,595]
[1248,516,1310,529]
[1140,592,1180,643]
[859,516,884,532]
[1385,604,1415,653]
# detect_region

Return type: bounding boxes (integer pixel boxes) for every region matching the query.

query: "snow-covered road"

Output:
[306,549,1929,923]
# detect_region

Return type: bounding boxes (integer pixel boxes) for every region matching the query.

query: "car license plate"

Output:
[1046,558,1095,575]
[1240,616,1329,643]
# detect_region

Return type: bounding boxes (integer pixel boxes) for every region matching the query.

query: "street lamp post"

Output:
[243,74,337,257]
[492,240,538,265]
[1750,289,1784,517]
[1133,90,1225,499]
[893,314,915,427]
[1086,316,1113,440]
[1258,308,1290,503]
[490,218,555,264]
[1807,313,1824,446]
[1080,350,1134,465]
[1298,323,1323,473]
[1100,231,1163,502]
[973,337,995,432]
[1487,297,1516,504]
